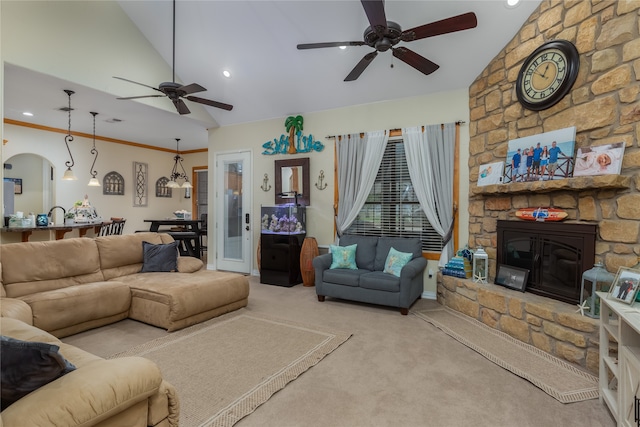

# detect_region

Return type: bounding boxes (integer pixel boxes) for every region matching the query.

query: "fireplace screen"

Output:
[497,220,596,305]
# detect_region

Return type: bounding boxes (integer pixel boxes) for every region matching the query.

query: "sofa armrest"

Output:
[400,257,428,280]
[312,253,333,286]
[1,357,164,427]
[0,298,33,325]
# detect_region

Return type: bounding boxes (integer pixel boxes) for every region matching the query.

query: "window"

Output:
[344,139,444,253]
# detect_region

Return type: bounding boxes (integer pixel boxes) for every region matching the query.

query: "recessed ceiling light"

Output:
[223,70,231,78]
[506,0,520,7]
[22,112,33,117]
[339,46,347,50]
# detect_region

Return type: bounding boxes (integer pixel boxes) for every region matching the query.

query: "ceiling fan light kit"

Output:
[114,0,233,115]
[297,0,477,82]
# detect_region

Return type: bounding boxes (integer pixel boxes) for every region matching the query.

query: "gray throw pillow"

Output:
[1,335,76,409]
[140,241,179,272]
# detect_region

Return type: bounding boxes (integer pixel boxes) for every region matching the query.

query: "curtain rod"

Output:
[325,121,466,139]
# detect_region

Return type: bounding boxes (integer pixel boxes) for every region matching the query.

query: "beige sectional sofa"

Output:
[0,232,250,426]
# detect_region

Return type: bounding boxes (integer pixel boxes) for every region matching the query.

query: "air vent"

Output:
[58,107,74,112]
[105,118,123,123]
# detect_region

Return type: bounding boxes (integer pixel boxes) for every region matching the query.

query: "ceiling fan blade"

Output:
[360,0,387,35]
[179,83,206,95]
[185,95,234,111]
[344,51,378,81]
[113,76,162,93]
[297,41,366,50]
[402,12,477,41]
[116,95,165,100]
[173,99,191,115]
[392,47,439,75]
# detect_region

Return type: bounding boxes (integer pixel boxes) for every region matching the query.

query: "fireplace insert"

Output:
[496,220,597,304]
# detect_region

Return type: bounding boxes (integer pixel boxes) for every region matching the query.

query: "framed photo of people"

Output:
[504,126,576,183]
[573,142,624,177]
[608,267,640,305]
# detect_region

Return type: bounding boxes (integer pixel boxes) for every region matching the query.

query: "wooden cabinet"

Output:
[598,292,640,426]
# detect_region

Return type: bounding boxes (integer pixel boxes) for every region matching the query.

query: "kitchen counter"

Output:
[2,221,110,242]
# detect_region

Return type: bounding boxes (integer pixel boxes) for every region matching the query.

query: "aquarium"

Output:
[260,204,306,234]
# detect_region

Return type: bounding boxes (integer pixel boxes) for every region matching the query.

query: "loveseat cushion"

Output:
[339,235,378,270]
[374,237,422,271]
[359,271,401,292]
[323,268,369,287]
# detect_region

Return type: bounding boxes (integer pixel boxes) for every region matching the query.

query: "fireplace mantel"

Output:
[471,175,631,196]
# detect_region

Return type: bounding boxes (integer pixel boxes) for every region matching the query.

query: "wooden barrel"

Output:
[300,237,319,287]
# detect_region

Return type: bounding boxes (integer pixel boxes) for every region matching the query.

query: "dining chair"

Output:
[200,213,207,258]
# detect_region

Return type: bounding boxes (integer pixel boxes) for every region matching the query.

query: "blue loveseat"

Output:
[313,235,427,314]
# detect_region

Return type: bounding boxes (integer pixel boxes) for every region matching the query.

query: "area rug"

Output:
[412,307,598,403]
[110,310,351,427]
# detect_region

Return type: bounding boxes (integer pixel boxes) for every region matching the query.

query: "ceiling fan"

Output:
[114,0,232,114]
[297,0,477,81]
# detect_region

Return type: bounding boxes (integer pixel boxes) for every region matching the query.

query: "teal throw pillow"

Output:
[383,247,413,277]
[329,244,358,270]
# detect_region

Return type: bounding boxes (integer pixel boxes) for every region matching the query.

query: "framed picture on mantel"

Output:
[505,126,576,183]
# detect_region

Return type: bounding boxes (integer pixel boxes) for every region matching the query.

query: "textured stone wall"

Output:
[438,275,601,374]
[467,0,640,277]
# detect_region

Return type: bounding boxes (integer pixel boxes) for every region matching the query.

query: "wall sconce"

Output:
[62,89,77,181]
[315,170,327,190]
[260,173,271,191]
[88,112,101,186]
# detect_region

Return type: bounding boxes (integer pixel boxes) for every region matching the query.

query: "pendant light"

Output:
[88,112,101,186]
[61,89,77,180]
[167,138,193,188]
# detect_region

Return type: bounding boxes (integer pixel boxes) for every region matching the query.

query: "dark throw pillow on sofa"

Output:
[0,335,76,410]
[140,241,179,273]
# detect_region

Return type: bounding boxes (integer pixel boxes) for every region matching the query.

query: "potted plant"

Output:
[64,212,75,225]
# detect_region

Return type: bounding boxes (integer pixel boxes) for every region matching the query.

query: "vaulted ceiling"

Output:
[3,0,541,151]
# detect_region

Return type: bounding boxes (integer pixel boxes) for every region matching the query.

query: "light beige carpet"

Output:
[109,309,351,427]
[413,307,599,404]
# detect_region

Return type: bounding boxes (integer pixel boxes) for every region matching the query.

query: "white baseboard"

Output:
[421,291,437,300]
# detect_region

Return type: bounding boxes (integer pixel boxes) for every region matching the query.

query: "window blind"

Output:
[345,140,444,253]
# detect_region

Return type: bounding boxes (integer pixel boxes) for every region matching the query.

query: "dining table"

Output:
[144,219,203,258]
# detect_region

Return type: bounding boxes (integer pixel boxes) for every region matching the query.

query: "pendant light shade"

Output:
[168,138,192,189]
[62,89,76,181]
[88,111,101,186]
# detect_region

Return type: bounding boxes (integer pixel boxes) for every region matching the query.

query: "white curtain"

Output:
[335,130,388,236]
[403,124,456,267]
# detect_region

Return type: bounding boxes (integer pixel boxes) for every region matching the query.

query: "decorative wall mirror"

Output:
[275,157,310,206]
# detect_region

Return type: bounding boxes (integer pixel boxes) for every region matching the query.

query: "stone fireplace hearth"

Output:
[436,274,600,375]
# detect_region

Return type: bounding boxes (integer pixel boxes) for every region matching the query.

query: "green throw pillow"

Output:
[329,244,358,270]
[383,247,413,277]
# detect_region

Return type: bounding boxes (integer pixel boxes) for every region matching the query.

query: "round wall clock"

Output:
[515,40,580,111]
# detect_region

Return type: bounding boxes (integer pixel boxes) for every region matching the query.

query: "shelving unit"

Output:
[598,292,640,426]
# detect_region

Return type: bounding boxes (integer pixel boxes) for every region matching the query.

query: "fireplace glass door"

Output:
[497,220,596,305]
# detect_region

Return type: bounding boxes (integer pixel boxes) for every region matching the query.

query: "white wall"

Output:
[209,88,470,294]
[1,123,202,243]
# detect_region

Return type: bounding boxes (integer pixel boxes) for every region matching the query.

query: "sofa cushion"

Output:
[339,235,378,270]
[383,247,413,277]
[95,232,173,280]
[359,271,401,292]
[0,239,103,298]
[0,335,76,409]
[141,241,179,273]
[329,244,358,270]
[374,237,422,271]
[322,268,369,287]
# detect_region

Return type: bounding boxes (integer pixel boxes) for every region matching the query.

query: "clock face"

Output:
[516,40,579,111]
